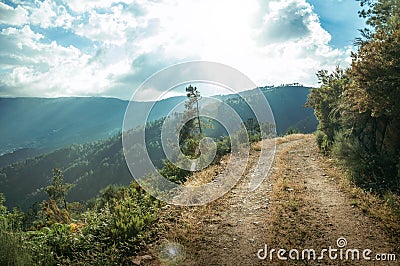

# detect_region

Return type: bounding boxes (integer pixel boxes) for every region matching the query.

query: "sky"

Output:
[0,0,366,100]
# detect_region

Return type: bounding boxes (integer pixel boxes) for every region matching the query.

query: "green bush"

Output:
[315,130,330,155]
[6,182,161,265]
[0,228,33,266]
[285,127,300,135]
[216,136,231,158]
[332,132,399,193]
[159,159,190,183]
[0,193,37,266]
[332,132,370,180]
[108,188,157,244]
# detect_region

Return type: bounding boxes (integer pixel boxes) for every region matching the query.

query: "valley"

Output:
[0,85,317,210]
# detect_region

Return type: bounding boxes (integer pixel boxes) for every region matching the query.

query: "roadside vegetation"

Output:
[306,0,400,248]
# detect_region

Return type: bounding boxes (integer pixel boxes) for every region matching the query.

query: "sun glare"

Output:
[149,0,258,60]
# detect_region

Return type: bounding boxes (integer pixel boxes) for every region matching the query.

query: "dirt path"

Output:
[267,135,397,265]
[150,135,397,265]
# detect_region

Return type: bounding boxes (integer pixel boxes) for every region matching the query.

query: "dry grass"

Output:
[151,152,243,263]
[151,202,213,264]
[275,133,309,145]
[152,143,262,263]
[250,141,262,151]
[184,155,230,187]
[186,141,260,187]
[320,156,400,252]
[266,143,315,252]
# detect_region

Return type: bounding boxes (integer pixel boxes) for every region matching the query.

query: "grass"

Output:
[266,142,314,254]
[275,133,309,145]
[153,200,213,264]
[152,156,229,262]
[153,142,261,263]
[0,228,37,266]
[320,157,400,252]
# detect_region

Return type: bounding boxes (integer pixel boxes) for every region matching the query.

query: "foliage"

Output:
[45,168,72,210]
[314,130,330,155]
[185,85,203,136]
[0,193,43,266]
[0,181,160,265]
[159,159,191,183]
[180,85,203,157]
[285,127,300,135]
[308,0,400,193]
[216,136,232,159]
[0,226,34,266]
[244,118,261,142]
[306,67,350,144]
[107,186,157,244]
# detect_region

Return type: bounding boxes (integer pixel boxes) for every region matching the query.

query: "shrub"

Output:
[315,130,330,155]
[159,159,190,183]
[16,182,160,265]
[216,136,231,158]
[0,193,53,266]
[285,127,300,135]
[0,228,33,266]
[332,132,399,193]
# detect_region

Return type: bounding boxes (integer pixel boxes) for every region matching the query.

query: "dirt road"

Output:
[149,135,397,265]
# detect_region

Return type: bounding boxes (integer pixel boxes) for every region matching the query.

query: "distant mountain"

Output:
[259,86,317,134]
[0,85,318,209]
[0,86,317,166]
[0,97,126,154]
[0,96,185,165]
[217,85,317,134]
[0,85,315,150]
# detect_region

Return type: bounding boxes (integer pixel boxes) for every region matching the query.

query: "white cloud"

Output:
[74,4,137,45]
[63,0,119,13]
[53,5,76,29]
[114,0,350,89]
[28,0,75,29]
[0,26,130,98]
[0,0,355,99]
[29,0,56,28]
[0,2,28,26]
[258,0,314,43]
[234,0,350,86]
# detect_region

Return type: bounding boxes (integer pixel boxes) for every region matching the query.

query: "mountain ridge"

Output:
[0,85,316,155]
[0,85,318,209]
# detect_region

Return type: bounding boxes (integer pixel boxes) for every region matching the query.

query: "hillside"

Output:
[0,118,167,210]
[0,97,189,168]
[260,86,317,133]
[0,97,127,155]
[0,85,317,210]
[0,134,128,210]
[0,86,317,165]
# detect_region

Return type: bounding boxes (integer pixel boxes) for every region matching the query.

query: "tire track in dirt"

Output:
[270,135,396,265]
[151,135,397,265]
